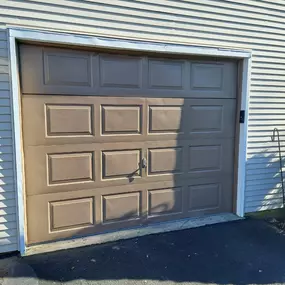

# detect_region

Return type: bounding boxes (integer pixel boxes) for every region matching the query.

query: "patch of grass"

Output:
[247,208,285,219]
[247,208,285,232]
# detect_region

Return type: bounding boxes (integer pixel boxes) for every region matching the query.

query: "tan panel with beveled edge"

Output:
[148,59,186,90]
[148,147,183,175]
[20,44,237,245]
[99,55,142,88]
[49,197,94,232]
[102,149,142,180]
[148,187,183,217]
[148,105,183,134]
[101,105,142,135]
[102,192,141,223]
[48,152,94,185]
[46,104,93,136]
[44,51,92,87]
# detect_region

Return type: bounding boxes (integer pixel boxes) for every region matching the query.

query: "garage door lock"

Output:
[141,157,147,169]
[239,110,245,124]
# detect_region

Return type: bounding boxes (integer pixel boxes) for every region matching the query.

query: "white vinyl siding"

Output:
[0,29,18,253]
[0,1,284,252]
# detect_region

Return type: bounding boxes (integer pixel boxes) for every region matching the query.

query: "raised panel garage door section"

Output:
[20,44,237,244]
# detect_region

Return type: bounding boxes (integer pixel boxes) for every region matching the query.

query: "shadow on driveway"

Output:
[6,219,285,284]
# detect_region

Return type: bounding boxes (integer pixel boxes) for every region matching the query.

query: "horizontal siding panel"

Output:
[246,173,282,182]
[246,183,282,192]
[8,0,285,31]
[246,193,283,202]
[0,192,15,201]
[251,75,285,81]
[0,170,14,179]
[0,57,8,66]
[0,214,16,224]
[0,184,15,193]
[28,0,285,27]
[0,107,13,115]
[246,179,280,187]
[245,198,283,208]
[0,41,7,49]
[0,243,18,253]
[0,162,14,171]
[252,63,285,70]
[0,48,8,58]
[0,99,10,106]
[248,120,285,126]
[0,177,16,185]
[0,74,9,82]
[0,207,17,216]
[3,3,285,42]
[0,29,15,253]
[0,31,6,41]
[0,130,13,138]
[0,199,16,208]
[0,116,12,125]
[245,188,282,197]
[0,236,17,246]
[0,229,17,238]
[246,204,282,213]
[247,167,281,175]
[2,17,285,50]
[0,146,13,154]
[0,66,9,74]
[246,165,281,173]
[0,137,13,145]
[0,221,17,231]
[0,91,10,98]
[0,82,9,90]
[0,122,12,131]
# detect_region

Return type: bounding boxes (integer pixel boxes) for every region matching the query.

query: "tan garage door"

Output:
[20,44,237,245]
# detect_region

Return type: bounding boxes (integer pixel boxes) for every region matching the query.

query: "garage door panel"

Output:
[43,49,92,87]
[148,147,184,176]
[147,186,183,217]
[101,104,142,135]
[46,104,94,137]
[187,177,233,214]
[26,185,145,244]
[25,145,97,195]
[20,45,237,100]
[20,45,96,95]
[102,149,142,180]
[189,99,236,139]
[25,143,147,195]
[48,152,94,185]
[148,105,184,134]
[22,95,146,146]
[148,59,187,90]
[21,45,237,245]
[26,176,233,244]
[22,95,97,146]
[188,138,235,177]
[100,55,143,88]
[49,197,95,232]
[190,62,237,99]
[102,192,142,224]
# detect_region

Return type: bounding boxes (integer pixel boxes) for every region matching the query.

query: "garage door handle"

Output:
[141,157,147,169]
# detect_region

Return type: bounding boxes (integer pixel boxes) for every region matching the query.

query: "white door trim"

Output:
[8,27,252,255]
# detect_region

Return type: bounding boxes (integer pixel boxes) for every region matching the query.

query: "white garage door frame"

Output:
[8,27,252,255]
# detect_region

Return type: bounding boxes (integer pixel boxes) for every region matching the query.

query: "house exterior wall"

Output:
[0,0,284,253]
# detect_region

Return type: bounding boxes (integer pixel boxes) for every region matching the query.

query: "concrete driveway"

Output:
[2,218,285,285]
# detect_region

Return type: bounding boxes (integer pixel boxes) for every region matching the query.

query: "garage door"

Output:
[20,44,237,245]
